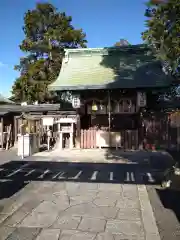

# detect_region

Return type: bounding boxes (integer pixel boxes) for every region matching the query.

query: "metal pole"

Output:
[108,90,111,147]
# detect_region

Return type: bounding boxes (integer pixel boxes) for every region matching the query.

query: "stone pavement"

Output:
[33,148,174,168]
[0,180,160,240]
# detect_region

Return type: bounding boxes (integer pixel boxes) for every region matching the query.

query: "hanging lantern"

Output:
[99,103,104,110]
[92,102,98,111]
[72,95,80,108]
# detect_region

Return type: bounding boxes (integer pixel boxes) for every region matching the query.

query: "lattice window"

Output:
[119,99,132,113]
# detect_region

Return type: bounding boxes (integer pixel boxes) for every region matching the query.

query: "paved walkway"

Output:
[0,149,166,239]
[0,181,160,240]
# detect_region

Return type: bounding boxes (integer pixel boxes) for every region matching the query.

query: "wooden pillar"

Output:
[14,116,18,143]
[76,112,81,148]
[28,119,31,134]
[59,132,63,149]
[1,117,3,150]
[40,118,43,143]
[69,123,73,149]
[58,122,60,132]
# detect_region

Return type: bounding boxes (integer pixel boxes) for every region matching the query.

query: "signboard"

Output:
[42,117,54,126]
[72,95,81,108]
[58,117,77,123]
[17,134,30,157]
[137,92,147,107]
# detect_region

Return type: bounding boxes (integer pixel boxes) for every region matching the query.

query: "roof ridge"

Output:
[65,44,148,55]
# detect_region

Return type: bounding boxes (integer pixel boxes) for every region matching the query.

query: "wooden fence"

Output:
[80,128,96,149]
[120,130,139,150]
[142,113,178,150]
[80,116,179,150]
[80,128,138,149]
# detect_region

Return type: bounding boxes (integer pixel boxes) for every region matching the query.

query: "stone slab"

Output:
[3,210,28,227]
[106,219,144,236]
[19,200,42,213]
[36,229,61,240]
[6,227,41,240]
[70,193,96,205]
[59,230,96,240]
[78,218,106,233]
[60,203,119,219]
[114,235,145,240]
[0,226,15,240]
[98,183,122,192]
[0,201,23,215]
[93,195,117,207]
[95,232,115,240]
[33,200,69,214]
[0,214,9,225]
[78,182,98,191]
[116,198,140,209]
[52,216,81,230]
[117,208,141,221]
[20,212,58,228]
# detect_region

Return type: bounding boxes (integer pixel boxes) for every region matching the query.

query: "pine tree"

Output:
[11,3,87,103]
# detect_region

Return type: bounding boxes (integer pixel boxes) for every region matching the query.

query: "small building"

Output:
[49,44,173,150]
[0,101,74,150]
[0,94,15,150]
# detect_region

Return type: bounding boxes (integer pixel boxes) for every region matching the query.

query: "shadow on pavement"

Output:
[105,150,175,170]
[152,149,180,224]
[0,156,171,200]
[166,149,180,164]
[0,180,28,200]
[156,188,180,223]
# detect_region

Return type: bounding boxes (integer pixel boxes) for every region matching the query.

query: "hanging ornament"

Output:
[99,101,103,111]
[92,101,98,111]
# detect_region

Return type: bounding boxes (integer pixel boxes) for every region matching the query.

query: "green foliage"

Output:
[142,0,180,76]
[11,2,87,103]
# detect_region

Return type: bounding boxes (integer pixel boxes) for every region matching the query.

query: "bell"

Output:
[25,126,29,133]
[92,103,98,111]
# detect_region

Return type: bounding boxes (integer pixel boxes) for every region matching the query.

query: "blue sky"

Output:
[0,0,147,97]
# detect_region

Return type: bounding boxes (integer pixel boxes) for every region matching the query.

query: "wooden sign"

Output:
[59,117,77,123]
[42,117,54,126]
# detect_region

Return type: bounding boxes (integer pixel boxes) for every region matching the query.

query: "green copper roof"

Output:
[49,44,172,91]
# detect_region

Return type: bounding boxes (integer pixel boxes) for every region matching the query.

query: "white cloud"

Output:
[0,61,6,67]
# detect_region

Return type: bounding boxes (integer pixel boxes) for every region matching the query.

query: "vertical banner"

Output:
[72,95,81,108]
[137,92,147,107]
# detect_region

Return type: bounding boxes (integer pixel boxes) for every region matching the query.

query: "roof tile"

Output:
[49,45,172,91]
